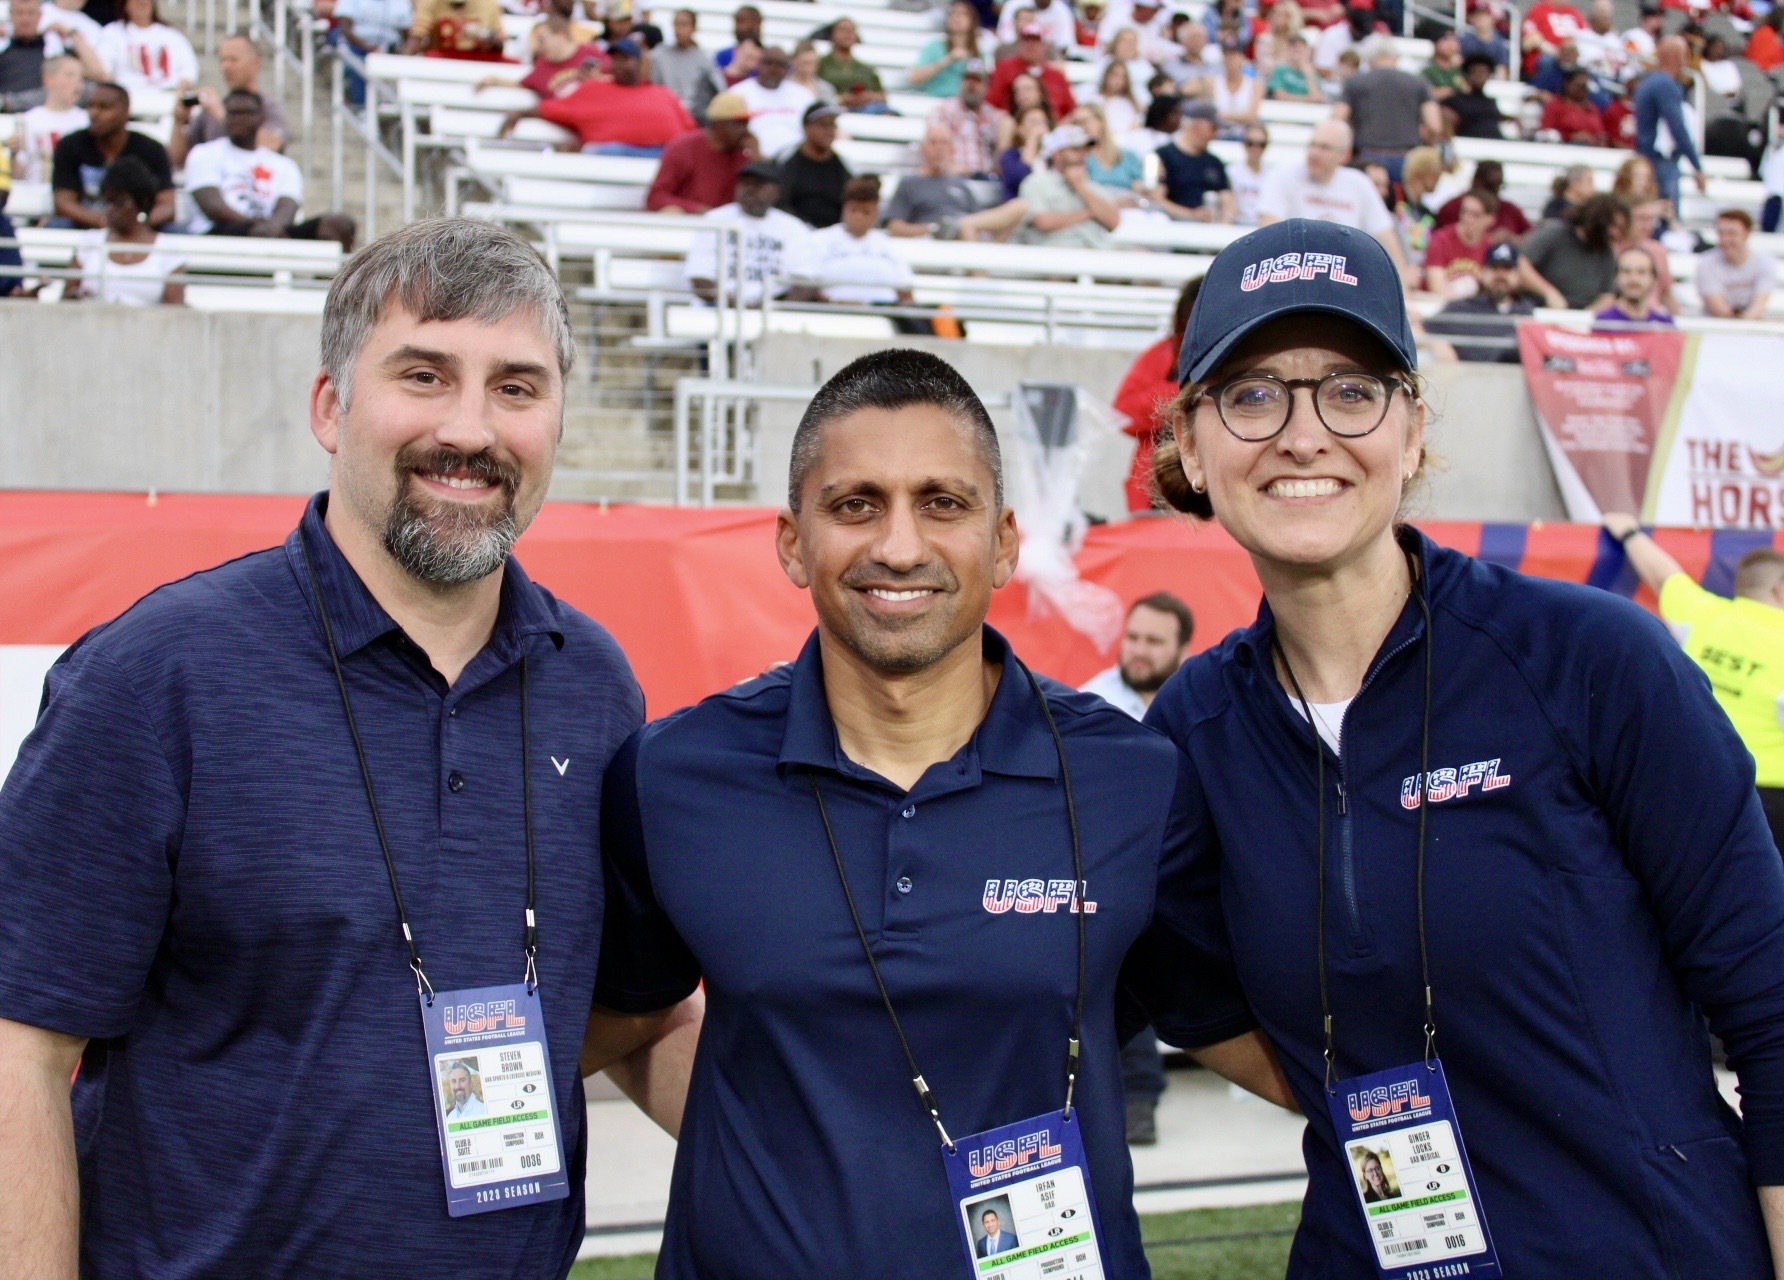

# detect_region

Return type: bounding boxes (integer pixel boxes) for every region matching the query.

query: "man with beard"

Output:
[0,218,701,1280]
[593,349,1289,1280]
[1079,592,1194,1143]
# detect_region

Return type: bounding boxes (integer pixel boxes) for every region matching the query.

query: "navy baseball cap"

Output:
[1176,219,1417,385]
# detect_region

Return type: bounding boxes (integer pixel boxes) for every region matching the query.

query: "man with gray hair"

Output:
[0,217,702,1279]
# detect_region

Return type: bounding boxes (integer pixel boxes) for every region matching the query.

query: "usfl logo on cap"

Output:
[1239,252,1360,293]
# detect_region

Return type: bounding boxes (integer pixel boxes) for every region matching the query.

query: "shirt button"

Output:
[448,707,457,717]
[901,805,916,819]
[896,876,913,895]
[447,771,465,792]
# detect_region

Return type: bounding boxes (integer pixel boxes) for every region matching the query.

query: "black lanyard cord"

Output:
[1275,546,1436,1093]
[808,658,1087,1155]
[298,529,540,1004]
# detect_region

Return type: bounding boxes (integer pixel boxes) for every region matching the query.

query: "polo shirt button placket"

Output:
[895,875,913,895]
[447,771,465,793]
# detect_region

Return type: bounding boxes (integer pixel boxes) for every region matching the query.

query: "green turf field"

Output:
[568,1201,1300,1280]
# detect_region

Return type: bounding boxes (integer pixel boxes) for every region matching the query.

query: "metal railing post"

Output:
[401,94,416,223]
[673,379,692,505]
[331,52,344,210]
[274,0,287,94]
[300,10,314,182]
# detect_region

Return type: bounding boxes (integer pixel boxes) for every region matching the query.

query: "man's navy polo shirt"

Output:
[596,626,1253,1279]
[1155,141,1229,212]
[0,495,646,1279]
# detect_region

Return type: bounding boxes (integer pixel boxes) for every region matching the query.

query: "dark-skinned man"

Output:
[645,87,756,213]
[186,88,356,247]
[594,347,1292,1279]
[777,101,850,228]
[681,159,814,304]
[49,80,174,229]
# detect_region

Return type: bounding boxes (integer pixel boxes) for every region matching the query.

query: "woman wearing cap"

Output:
[1127,217,1784,1278]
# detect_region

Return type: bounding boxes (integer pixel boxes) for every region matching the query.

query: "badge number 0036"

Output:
[423,981,571,1217]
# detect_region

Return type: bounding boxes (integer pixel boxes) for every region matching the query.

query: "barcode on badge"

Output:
[457,1157,505,1174]
[1385,1239,1428,1256]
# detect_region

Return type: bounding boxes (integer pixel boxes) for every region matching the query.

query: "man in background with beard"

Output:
[1080,591,1194,1144]
[0,217,701,1280]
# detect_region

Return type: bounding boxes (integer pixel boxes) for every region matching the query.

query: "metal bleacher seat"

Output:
[15,228,342,312]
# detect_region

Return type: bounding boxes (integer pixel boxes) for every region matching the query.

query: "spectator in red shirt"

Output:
[1111,276,1201,512]
[1423,187,1498,295]
[1521,0,1585,74]
[1434,160,1532,239]
[499,38,692,154]
[645,88,755,212]
[987,19,1075,118]
[1539,67,1607,143]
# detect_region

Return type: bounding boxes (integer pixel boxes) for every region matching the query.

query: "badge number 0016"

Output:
[424,981,570,1216]
[943,1110,1105,1280]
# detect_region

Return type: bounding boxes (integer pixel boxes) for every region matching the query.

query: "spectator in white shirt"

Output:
[1572,0,1624,82]
[185,89,356,246]
[1620,0,1664,81]
[10,52,86,184]
[97,0,197,94]
[684,159,816,304]
[730,45,814,159]
[38,0,103,52]
[1697,208,1777,320]
[996,0,1075,55]
[1257,117,1408,274]
[1231,123,1268,224]
[1097,0,1172,61]
[329,0,412,104]
[804,175,916,307]
[69,153,184,305]
[1079,593,1194,720]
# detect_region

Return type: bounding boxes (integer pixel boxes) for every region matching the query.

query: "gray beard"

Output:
[382,484,518,586]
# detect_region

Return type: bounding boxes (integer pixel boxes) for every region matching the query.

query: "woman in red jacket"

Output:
[1113,275,1202,511]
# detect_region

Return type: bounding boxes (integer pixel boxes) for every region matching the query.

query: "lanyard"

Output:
[298,529,540,1003]
[1275,546,1436,1093]
[807,661,1086,1153]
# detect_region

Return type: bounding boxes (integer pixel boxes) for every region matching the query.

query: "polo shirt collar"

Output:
[286,492,563,661]
[777,624,1060,784]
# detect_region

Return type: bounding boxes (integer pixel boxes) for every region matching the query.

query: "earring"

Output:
[1190,478,1206,494]
[137,211,148,222]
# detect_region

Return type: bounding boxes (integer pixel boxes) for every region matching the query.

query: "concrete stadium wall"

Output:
[0,301,328,495]
[0,304,1564,522]
[756,336,1567,523]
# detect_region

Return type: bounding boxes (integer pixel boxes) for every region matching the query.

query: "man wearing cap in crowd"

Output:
[1020,123,1122,248]
[1154,100,1235,224]
[732,44,815,158]
[926,58,1006,179]
[987,16,1076,118]
[498,38,694,155]
[647,88,756,213]
[684,159,816,303]
[1425,240,1543,361]
[778,102,851,228]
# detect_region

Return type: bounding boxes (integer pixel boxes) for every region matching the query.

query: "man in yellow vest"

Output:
[1605,512,1784,852]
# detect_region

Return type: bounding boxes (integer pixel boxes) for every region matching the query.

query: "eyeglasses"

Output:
[1243,138,1267,147]
[1194,371,1409,442]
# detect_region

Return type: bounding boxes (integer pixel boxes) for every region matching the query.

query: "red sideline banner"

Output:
[0,493,1778,717]
[1521,325,1784,529]
[1518,323,1685,521]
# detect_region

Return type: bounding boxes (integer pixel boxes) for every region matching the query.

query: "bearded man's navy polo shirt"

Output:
[0,495,648,1279]
[594,626,1254,1279]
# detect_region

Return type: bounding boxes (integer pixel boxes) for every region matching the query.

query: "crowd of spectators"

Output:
[2,0,1783,326]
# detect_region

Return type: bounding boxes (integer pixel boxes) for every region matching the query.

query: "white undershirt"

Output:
[1291,697,1352,755]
